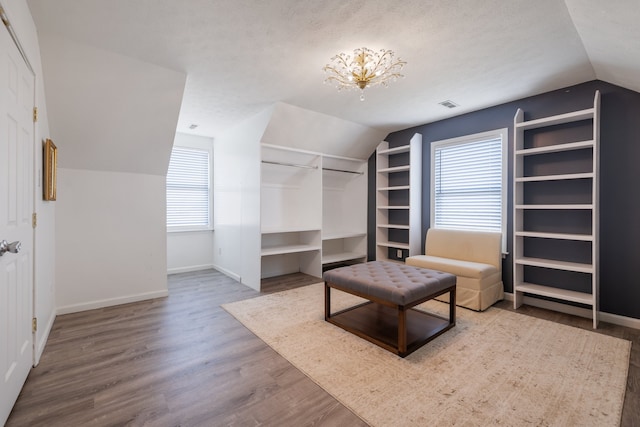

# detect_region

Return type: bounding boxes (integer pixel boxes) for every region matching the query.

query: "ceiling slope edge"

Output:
[564,0,640,95]
[39,33,187,176]
[260,102,387,160]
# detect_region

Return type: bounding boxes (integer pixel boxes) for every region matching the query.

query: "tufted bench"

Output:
[405,229,504,311]
[323,261,456,357]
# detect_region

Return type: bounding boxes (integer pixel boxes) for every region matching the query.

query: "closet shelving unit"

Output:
[260,145,322,279]
[260,144,368,281]
[321,155,367,267]
[375,133,422,262]
[512,90,600,328]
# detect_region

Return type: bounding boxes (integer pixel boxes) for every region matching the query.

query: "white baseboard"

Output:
[56,290,169,315]
[167,264,215,275]
[211,263,241,282]
[34,310,56,366]
[504,292,640,330]
[600,311,640,330]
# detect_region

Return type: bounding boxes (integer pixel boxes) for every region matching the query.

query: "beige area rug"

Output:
[222,283,630,427]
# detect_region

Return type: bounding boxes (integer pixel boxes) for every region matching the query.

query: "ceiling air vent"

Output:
[439,100,459,109]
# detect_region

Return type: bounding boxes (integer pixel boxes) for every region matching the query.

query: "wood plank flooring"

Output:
[6,270,639,426]
[7,270,364,427]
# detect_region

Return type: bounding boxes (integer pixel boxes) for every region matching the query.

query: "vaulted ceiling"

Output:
[27,0,640,141]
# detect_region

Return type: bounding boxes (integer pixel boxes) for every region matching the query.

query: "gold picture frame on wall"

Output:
[43,139,57,201]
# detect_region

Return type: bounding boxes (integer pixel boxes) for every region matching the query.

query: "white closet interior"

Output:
[260,144,367,284]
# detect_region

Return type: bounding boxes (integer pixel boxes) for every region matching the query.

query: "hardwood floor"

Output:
[6,270,639,426]
[7,270,365,427]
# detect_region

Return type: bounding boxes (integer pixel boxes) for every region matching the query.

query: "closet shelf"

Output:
[515,108,594,130]
[514,231,593,241]
[377,205,410,210]
[378,185,410,191]
[377,241,410,250]
[377,165,410,173]
[515,140,593,156]
[515,282,593,305]
[322,251,367,265]
[322,232,366,240]
[515,256,593,274]
[515,172,593,182]
[261,244,321,257]
[515,204,593,210]
[377,224,410,230]
[261,227,321,234]
[377,145,410,155]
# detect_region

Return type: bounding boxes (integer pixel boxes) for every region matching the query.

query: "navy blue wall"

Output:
[369,80,640,320]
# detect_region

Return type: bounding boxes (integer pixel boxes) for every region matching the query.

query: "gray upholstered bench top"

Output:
[323,261,456,306]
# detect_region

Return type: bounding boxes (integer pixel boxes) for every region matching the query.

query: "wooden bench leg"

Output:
[449,287,456,326]
[324,282,331,321]
[398,306,407,356]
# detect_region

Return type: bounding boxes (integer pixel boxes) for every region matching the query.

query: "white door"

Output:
[0,21,35,425]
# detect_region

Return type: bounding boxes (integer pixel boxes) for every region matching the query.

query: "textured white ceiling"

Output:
[565,0,640,94]
[26,0,639,140]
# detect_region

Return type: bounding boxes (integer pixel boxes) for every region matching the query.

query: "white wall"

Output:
[167,133,214,274]
[213,108,271,290]
[167,231,214,274]
[34,29,186,314]
[55,169,168,314]
[2,0,56,364]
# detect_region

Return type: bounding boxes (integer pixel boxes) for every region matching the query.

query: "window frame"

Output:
[429,128,508,252]
[166,143,213,233]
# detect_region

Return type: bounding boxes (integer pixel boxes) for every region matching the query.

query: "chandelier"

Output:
[323,47,406,100]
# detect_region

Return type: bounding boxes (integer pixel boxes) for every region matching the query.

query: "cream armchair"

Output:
[405,228,504,311]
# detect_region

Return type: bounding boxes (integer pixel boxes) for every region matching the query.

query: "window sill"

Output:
[167,228,214,234]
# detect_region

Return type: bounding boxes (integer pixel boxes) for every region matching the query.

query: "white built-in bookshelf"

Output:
[512,90,600,328]
[375,133,422,262]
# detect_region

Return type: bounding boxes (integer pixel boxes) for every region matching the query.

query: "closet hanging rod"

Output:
[261,160,318,170]
[322,167,364,175]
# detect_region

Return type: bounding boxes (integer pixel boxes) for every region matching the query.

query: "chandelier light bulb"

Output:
[323,47,406,100]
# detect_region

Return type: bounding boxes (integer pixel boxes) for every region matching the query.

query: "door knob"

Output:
[0,240,21,256]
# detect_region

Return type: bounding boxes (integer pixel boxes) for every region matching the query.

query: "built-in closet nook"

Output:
[260,144,367,280]
[260,145,322,279]
[213,102,386,291]
[321,155,368,267]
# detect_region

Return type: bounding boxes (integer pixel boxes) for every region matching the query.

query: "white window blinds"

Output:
[166,146,210,228]
[432,130,506,238]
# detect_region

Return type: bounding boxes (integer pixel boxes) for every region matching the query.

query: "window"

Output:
[430,128,508,250]
[166,146,211,230]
